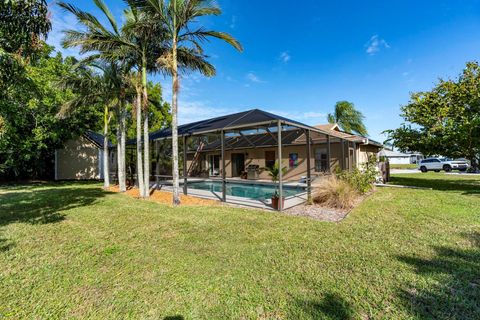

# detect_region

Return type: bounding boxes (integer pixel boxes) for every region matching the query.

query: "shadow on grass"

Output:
[0,183,111,226]
[163,316,184,320]
[0,237,14,252]
[291,293,354,319]
[397,232,480,319]
[389,175,480,195]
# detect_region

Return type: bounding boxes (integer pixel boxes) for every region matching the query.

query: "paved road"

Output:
[390,169,421,174]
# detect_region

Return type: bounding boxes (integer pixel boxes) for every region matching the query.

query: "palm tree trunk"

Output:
[142,65,150,198]
[118,101,127,192]
[171,33,180,205]
[103,105,110,188]
[136,89,145,198]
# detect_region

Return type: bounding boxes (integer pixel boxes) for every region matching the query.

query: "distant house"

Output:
[379,149,423,165]
[55,131,116,180]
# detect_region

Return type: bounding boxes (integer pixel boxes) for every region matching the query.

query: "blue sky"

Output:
[47,0,480,142]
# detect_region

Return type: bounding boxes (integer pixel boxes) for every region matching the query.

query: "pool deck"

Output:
[153,177,308,210]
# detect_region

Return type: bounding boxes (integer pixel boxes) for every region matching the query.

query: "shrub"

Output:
[313,175,359,209]
[337,155,378,194]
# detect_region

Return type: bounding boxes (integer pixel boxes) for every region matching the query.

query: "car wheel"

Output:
[420,166,427,173]
[443,165,452,172]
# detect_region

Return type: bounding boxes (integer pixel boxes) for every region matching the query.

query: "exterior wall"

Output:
[56,136,101,180]
[56,136,117,181]
[357,144,380,167]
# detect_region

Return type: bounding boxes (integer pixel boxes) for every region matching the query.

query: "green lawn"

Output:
[1,174,479,319]
[389,163,418,169]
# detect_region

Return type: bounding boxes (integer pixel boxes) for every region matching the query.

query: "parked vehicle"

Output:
[418,158,469,173]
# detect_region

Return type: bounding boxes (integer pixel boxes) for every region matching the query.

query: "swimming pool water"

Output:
[187,181,305,200]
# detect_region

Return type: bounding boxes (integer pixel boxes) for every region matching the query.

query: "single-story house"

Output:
[55,130,116,180]
[182,122,382,181]
[379,149,424,165]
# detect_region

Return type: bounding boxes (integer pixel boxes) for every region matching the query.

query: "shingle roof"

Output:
[84,130,113,148]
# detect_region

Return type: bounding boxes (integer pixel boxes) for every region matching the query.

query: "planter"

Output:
[271,196,285,210]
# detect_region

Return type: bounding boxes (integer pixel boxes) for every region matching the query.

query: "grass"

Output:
[390,163,418,169]
[0,174,479,319]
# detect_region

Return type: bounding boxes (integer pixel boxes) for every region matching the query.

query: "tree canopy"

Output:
[0,45,100,179]
[385,61,480,168]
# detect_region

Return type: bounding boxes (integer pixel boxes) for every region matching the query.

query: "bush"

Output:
[313,176,359,209]
[336,155,378,194]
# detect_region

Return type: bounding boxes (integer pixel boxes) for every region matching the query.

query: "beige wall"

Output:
[55,136,118,180]
[187,141,380,182]
[56,136,100,180]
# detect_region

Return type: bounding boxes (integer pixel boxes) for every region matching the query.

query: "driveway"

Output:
[390,169,421,174]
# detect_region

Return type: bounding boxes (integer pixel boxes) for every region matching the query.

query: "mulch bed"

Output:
[107,186,221,207]
[285,205,349,222]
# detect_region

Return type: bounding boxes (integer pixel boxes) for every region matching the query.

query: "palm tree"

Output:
[133,0,243,205]
[60,0,153,197]
[58,61,120,189]
[327,101,368,136]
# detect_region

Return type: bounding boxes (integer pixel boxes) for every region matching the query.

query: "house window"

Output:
[315,148,328,172]
[265,151,276,169]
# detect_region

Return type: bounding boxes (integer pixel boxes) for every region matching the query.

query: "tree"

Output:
[0,0,51,57]
[0,45,99,180]
[59,61,127,189]
[1,0,52,118]
[59,0,143,194]
[385,62,480,169]
[327,101,368,136]
[135,0,243,205]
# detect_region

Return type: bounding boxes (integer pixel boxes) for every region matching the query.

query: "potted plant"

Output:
[266,161,287,209]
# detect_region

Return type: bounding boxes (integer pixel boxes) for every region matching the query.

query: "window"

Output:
[265,151,276,169]
[315,148,328,172]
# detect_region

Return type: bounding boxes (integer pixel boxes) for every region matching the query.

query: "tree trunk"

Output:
[171,33,180,205]
[118,101,127,192]
[142,65,150,198]
[136,89,145,198]
[103,105,110,189]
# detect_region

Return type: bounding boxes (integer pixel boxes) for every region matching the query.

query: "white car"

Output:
[418,158,469,173]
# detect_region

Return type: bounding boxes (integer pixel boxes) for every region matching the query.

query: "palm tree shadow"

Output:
[396,232,480,319]
[292,293,354,319]
[0,183,111,227]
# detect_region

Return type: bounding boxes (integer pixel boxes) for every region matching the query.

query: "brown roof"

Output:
[314,123,339,131]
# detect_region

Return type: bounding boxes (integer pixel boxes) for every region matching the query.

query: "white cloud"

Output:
[365,35,390,55]
[246,72,265,83]
[279,51,291,63]
[177,101,239,125]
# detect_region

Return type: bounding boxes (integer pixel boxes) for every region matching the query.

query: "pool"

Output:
[186,181,305,200]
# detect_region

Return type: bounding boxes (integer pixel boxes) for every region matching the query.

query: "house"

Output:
[55,131,116,180]
[379,149,424,165]
[181,122,382,182]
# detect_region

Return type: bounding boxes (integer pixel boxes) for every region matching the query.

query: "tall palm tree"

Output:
[58,61,120,188]
[133,0,243,205]
[327,101,368,136]
[60,0,153,197]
